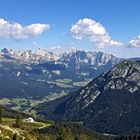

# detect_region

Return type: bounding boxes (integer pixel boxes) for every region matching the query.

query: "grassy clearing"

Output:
[73,81,90,87]
[1,117,51,130]
[55,78,72,83]
[0,117,52,139]
[1,118,15,126]
[47,80,73,88]
[56,82,73,88]
[0,98,11,105]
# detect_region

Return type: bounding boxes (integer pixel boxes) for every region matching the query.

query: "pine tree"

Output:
[14,111,23,128]
[12,133,17,140]
[0,106,2,123]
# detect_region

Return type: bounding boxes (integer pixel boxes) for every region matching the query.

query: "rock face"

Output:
[60,50,119,65]
[0,48,121,98]
[34,60,140,134]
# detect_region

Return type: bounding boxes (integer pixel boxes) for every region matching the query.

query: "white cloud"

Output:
[128,35,140,48]
[32,41,38,45]
[0,18,50,40]
[70,18,122,48]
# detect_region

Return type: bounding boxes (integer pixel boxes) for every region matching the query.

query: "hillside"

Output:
[0,117,112,140]
[0,106,30,119]
[33,60,140,134]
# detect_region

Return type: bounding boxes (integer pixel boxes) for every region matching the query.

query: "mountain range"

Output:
[1,48,140,136]
[0,48,122,98]
[33,60,140,134]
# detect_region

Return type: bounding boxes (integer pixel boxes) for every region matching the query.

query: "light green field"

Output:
[47,80,73,88]
[55,78,72,83]
[0,117,51,140]
[1,117,51,130]
[73,81,90,87]
[0,98,11,105]
[56,82,73,88]
[0,91,68,115]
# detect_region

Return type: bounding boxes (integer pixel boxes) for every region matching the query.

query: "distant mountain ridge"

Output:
[60,50,119,68]
[33,60,140,134]
[0,48,122,98]
[0,48,58,62]
[0,48,121,65]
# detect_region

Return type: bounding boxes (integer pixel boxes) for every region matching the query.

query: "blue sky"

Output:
[0,0,140,58]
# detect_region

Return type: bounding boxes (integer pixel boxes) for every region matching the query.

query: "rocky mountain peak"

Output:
[59,50,121,69]
[0,48,59,62]
[0,48,14,60]
[109,60,140,78]
[74,60,140,104]
[102,60,140,92]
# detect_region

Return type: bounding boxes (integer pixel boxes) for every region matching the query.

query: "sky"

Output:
[0,0,140,58]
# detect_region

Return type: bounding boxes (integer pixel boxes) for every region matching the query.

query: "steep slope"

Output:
[33,60,140,134]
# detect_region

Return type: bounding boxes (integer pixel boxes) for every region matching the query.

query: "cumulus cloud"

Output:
[128,35,140,48]
[70,18,122,48]
[0,18,50,40]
